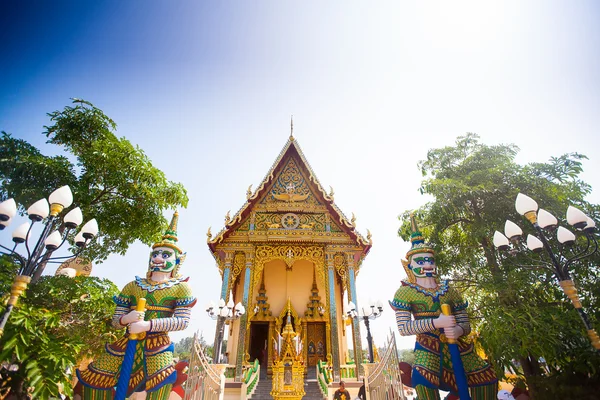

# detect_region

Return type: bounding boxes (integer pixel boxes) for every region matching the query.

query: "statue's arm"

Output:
[395,309,435,336]
[450,287,471,337]
[111,303,131,329]
[111,289,134,329]
[147,283,196,333]
[455,307,471,336]
[149,304,194,332]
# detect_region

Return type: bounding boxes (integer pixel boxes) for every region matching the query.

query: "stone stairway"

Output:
[250,367,325,400]
[303,367,325,400]
[303,379,325,399]
[250,371,272,400]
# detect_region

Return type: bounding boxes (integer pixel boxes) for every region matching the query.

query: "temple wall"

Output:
[263,259,287,315]
[286,259,313,316]
[255,259,327,318]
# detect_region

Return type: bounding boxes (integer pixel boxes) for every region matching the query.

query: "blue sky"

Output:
[2,1,600,350]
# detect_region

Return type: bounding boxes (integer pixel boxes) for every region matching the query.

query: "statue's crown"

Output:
[405,213,435,259]
[152,211,183,254]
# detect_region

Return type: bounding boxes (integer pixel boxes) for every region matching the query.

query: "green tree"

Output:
[0,262,119,399]
[397,348,415,366]
[399,133,600,398]
[0,98,188,274]
[174,336,194,361]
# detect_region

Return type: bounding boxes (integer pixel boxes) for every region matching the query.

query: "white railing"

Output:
[365,330,405,400]
[184,332,225,400]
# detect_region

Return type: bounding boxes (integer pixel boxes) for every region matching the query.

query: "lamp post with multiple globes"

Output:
[345,300,384,363]
[206,296,245,364]
[493,193,600,351]
[0,185,98,336]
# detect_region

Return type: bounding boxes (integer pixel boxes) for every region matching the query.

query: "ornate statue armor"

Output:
[390,216,497,400]
[76,212,196,400]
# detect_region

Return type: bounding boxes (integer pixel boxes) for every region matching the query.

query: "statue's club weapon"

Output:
[115,298,147,400]
[442,303,471,400]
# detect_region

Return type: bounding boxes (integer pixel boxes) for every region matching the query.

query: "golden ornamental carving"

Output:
[298,222,314,230]
[255,203,329,213]
[206,226,212,242]
[232,252,245,280]
[346,252,356,267]
[247,184,253,200]
[255,245,323,270]
[251,273,273,321]
[223,251,234,264]
[225,210,231,225]
[305,269,326,321]
[273,183,310,202]
[281,213,300,229]
[366,229,372,244]
[276,299,303,336]
[328,186,335,201]
[253,212,337,232]
[351,212,357,227]
[263,158,319,206]
[334,252,347,285]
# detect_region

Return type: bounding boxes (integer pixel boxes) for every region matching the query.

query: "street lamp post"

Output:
[0,185,98,336]
[346,300,384,363]
[493,193,600,351]
[206,296,245,364]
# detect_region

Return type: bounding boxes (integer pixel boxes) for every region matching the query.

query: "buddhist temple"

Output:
[206,129,372,385]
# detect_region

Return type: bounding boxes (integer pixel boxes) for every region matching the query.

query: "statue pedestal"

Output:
[270,361,305,400]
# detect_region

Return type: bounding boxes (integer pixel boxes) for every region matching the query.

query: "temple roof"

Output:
[207,134,372,255]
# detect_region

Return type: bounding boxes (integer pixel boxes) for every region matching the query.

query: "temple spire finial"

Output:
[410,212,418,233]
[290,115,294,141]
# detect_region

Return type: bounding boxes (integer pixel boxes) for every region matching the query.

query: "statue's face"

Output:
[408,251,436,278]
[149,246,178,274]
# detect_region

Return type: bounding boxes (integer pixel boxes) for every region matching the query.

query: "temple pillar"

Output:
[235,250,254,381]
[326,251,341,381]
[347,252,364,377]
[302,319,308,370]
[213,251,233,363]
[268,320,275,375]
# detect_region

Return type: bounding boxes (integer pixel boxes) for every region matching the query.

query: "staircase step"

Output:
[250,375,325,400]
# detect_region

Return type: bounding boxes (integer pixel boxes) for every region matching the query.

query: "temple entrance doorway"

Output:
[249,322,269,368]
[306,322,326,366]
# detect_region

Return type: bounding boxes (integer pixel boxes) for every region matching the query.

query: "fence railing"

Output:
[340,364,357,379]
[184,332,225,400]
[365,330,405,400]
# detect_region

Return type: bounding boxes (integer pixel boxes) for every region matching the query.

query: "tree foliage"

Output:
[0,260,119,399]
[397,348,415,366]
[399,133,600,398]
[0,98,188,262]
[174,336,194,361]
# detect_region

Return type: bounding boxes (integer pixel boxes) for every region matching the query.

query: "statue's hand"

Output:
[121,310,145,325]
[444,325,464,340]
[433,314,456,329]
[129,320,151,334]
